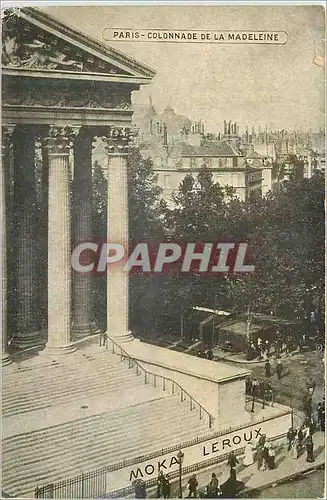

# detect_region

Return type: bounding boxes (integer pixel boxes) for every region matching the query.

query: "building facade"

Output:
[2,6,155,360]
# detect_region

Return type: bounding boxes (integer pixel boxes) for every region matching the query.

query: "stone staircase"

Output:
[2,350,144,417]
[2,347,210,497]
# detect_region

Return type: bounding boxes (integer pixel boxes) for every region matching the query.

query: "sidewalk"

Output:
[145,432,325,498]
[213,348,303,366]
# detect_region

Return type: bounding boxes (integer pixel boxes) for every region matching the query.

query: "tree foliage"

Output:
[91,151,325,338]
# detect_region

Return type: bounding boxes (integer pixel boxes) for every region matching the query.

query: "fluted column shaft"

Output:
[104,127,134,343]
[44,127,77,354]
[2,126,14,365]
[72,129,97,338]
[12,126,42,348]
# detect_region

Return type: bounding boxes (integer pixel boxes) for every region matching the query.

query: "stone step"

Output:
[2,398,205,462]
[3,370,141,409]
[2,358,125,393]
[2,347,210,498]
[2,368,146,416]
[3,412,204,482]
[3,402,208,497]
[3,396,175,452]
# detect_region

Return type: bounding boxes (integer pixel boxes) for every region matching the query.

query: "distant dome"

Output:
[157,106,191,136]
[164,105,175,114]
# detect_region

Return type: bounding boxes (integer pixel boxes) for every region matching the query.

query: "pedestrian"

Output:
[259,380,265,399]
[206,349,213,361]
[188,474,198,498]
[287,427,295,451]
[227,450,239,470]
[134,479,146,499]
[291,436,299,459]
[276,359,283,380]
[257,337,262,359]
[297,427,304,450]
[252,378,259,397]
[268,445,276,469]
[258,433,266,448]
[162,476,171,499]
[303,393,313,418]
[256,445,264,471]
[261,441,270,471]
[317,402,325,431]
[243,441,255,466]
[208,473,219,497]
[306,436,315,463]
[265,359,271,378]
[156,471,165,498]
[245,377,252,395]
[99,331,105,346]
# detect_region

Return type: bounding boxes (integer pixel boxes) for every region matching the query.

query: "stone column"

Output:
[43,126,78,354]
[104,127,135,343]
[72,128,99,338]
[1,126,15,365]
[12,126,42,348]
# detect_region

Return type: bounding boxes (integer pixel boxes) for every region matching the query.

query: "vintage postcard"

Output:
[1,2,325,499]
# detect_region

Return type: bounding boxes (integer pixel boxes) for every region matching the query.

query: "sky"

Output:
[45,4,325,133]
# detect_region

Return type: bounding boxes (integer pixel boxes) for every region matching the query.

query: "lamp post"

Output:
[177,449,184,498]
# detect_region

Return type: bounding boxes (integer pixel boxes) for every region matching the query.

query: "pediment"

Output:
[2,7,155,81]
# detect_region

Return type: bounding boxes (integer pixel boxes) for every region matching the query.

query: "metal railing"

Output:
[34,404,291,498]
[108,336,214,428]
[35,470,106,498]
[103,431,289,498]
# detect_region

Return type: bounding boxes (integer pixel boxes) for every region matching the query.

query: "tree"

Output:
[91,150,166,333]
[232,171,325,326]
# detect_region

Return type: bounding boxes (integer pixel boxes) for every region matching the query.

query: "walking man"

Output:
[156,470,165,498]
[162,476,171,499]
[317,402,325,431]
[208,473,219,498]
[276,359,283,380]
[188,474,198,498]
[287,427,296,451]
[306,436,315,463]
[265,360,271,378]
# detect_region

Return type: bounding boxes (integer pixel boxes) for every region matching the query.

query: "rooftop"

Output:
[179,140,240,157]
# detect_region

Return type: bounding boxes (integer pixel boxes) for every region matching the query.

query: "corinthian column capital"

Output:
[102,125,138,156]
[44,126,80,155]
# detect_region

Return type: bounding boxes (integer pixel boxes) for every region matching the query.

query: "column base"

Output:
[2,353,12,366]
[72,321,102,340]
[41,343,76,357]
[11,331,45,350]
[109,331,135,344]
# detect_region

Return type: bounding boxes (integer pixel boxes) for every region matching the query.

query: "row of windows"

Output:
[187,157,238,168]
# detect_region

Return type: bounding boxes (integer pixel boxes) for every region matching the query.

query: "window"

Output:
[233,157,238,167]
